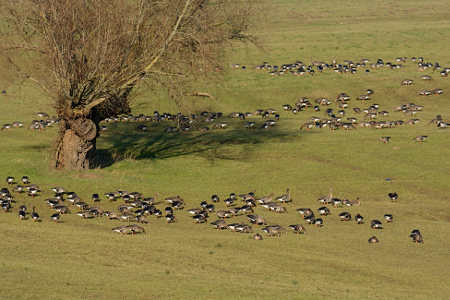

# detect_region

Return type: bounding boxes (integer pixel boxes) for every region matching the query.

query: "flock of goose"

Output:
[1,177,424,244]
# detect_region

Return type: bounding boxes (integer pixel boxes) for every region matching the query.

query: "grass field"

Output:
[1,0,450,299]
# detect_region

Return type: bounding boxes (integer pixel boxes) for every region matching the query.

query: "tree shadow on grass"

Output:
[93,121,295,168]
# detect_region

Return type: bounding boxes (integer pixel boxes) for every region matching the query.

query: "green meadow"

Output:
[0,0,449,299]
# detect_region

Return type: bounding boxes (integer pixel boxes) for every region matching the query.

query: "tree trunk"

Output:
[53,118,98,170]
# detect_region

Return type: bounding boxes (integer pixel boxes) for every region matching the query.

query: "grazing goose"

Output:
[171,200,185,210]
[51,213,60,223]
[315,218,323,227]
[239,205,253,214]
[275,188,291,203]
[112,225,128,234]
[355,214,364,224]
[165,214,175,223]
[224,198,234,207]
[21,176,29,185]
[384,214,393,223]
[13,185,24,193]
[121,213,136,222]
[410,229,423,243]
[289,224,306,235]
[388,192,398,202]
[239,192,255,201]
[227,223,241,232]
[137,215,149,224]
[216,210,230,219]
[211,219,228,229]
[235,224,252,233]
[205,204,215,212]
[31,207,39,222]
[338,212,351,221]
[371,219,383,229]
[126,224,146,235]
[305,215,315,225]
[192,214,207,223]
[296,208,314,218]
[318,206,330,216]
[368,236,379,243]
[413,135,428,142]
[253,233,263,240]
[18,209,26,220]
[105,211,120,220]
[53,205,70,214]
[228,207,240,217]
[6,176,14,185]
[165,207,173,215]
[211,195,220,203]
[262,225,286,236]
[77,211,94,219]
[51,187,66,194]
[380,136,391,144]
[187,208,204,215]
[246,214,267,225]
[92,194,100,202]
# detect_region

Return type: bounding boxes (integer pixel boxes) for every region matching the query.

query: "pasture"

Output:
[1,0,449,299]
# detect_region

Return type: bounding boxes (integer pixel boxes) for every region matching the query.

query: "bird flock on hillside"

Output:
[1,176,424,244]
[1,56,448,138]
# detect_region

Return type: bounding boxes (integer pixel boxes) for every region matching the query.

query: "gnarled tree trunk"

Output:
[53,118,98,170]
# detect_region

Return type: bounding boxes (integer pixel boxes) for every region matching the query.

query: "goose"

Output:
[51,187,66,194]
[401,79,413,85]
[1,200,11,213]
[188,208,204,215]
[31,207,39,222]
[275,189,291,203]
[171,200,185,210]
[368,236,379,243]
[305,215,315,225]
[18,209,26,220]
[126,224,146,235]
[21,176,29,185]
[388,192,398,202]
[246,214,267,225]
[355,214,364,224]
[216,210,230,219]
[235,224,252,233]
[13,185,24,193]
[296,208,313,218]
[253,233,263,240]
[165,195,185,204]
[211,219,228,229]
[384,214,393,223]
[315,218,323,227]
[239,192,255,201]
[105,193,116,202]
[165,214,175,223]
[228,207,240,217]
[211,195,220,203]
[239,205,253,214]
[117,204,133,213]
[262,225,286,236]
[137,215,149,224]
[269,203,287,213]
[289,224,306,235]
[330,198,342,207]
[224,198,234,207]
[371,219,383,229]
[318,207,330,216]
[121,213,136,222]
[420,75,432,80]
[51,213,60,223]
[112,225,128,234]
[256,193,274,204]
[164,207,173,215]
[92,194,100,202]
[74,201,88,210]
[192,214,207,223]
[77,211,94,219]
[317,188,332,204]
[410,229,423,243]
[5,176,14,185]
[205,204,215,212]
[380,136,391,144]
[53,205,70,214]
[105,211,120,220]
[339,212,351,221]
[413,135,428,142]
[89,207,104,217]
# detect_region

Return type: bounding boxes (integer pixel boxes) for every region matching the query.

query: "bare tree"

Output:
[0,0,253,169]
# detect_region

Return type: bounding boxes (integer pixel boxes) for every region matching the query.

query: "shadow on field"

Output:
[93,122,293,167]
